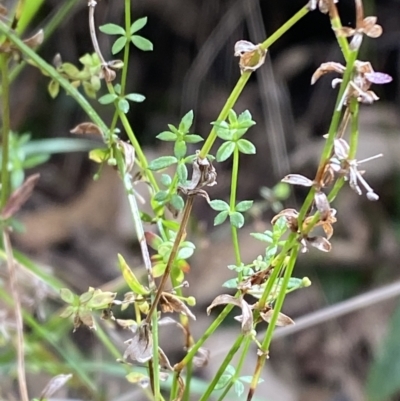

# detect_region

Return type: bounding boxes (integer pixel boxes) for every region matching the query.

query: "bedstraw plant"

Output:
[0,0,393,400]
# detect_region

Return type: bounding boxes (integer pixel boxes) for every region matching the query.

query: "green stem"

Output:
[298,49,358,224]
[199,6,308,159]
[247,245,299,401]
[8,0,82,86]
[260,6,309,51]
[0,54,10,208]
[120,0,131,96]
[174,304,234,372]
[230,147,242,267]
[198,334,245,401]
[199,73,250,158]
[217,336,252,401]
[0,20,109,134]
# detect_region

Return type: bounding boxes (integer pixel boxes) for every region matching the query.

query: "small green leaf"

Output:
[89,148,109,163]
[114,84,122,94]
[82,81,97,99]
[99,23,126,35]
[90,75,101,91]
[229,211,244,228]
[98,93,118,104]
[237,139,256,154]
[177,246,194,260]
[152,262,166,278]
[236,200,253,212]
[170,193,185,211]
[88,289,116,309]
[160,174,172,187]
[118,254,149,295]
[179,110,194,133]
[216,141,235,162]
[145,232,163,250]
[79,290,94,304]
[174,140,187,159]
[60,288,75,304]
[130,17,148,35]
[238,110,254,124]
[228,109,238,125]
[209,199,229,211]
[48,79,60,98]
[125,93,146,102]
[214,375,232,391]
[118,98,130,113]
[154,190,169,202]
[213,121,232,141]
[177,163,188,184]
[234,380,245,397]
[131,35,153,51]
[214,210,229,226]
[222,278,238,289]
[112,36,128,54]
[59,305,74,318]
[148,156,178,171]
[168,124,179,134]
[251,232,273,243]
[156,131,177,141]
[184,134,203,143]
[61,62,80,78]
[22,154,50,169]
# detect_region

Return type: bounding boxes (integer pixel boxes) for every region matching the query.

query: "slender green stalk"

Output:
[174,304,234,372]
[217,336,252,401]
[298,49,358,223]
[0,54,11,208]
[260,6,309,51]
[0,20,108,133]
[4,0,81,92]
[230,147,242,267]
[199,73,251,158]
[120,0,131,96]
[199,5,308,159]
[246,245,299,401]
[198,334,245,401]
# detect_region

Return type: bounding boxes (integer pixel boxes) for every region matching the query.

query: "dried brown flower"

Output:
[234,40,266,73]
[311,60,392,105]
[330,138,382,200]
[307,0,338,14]
[335,16,382,50]
[179,151,217,201]
[160,292,196,320]
[207,294,253,335]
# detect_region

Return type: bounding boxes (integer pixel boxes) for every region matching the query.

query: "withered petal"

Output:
[334,138,350,160]
[311,61,345,85]
[314,191,330,220]
[281,174,314,187]
[207,294,241,315]
[70,122,103,136]
[365,24,382,38]
[308,236,332,252]
[334,26,356,38]
[260,309,295,327]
